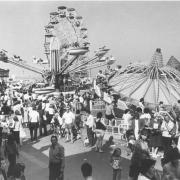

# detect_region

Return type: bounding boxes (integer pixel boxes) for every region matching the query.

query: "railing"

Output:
[83,99,128,140]
[101,118,128,140]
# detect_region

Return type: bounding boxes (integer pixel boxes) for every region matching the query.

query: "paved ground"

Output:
[17,129,162,180]
[17,130,130,180]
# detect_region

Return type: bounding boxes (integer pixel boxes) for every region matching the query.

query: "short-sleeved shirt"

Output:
[62,111,75,124]
[122,113,132,126]
[29,110,39,123]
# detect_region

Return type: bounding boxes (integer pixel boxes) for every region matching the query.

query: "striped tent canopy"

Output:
[109,48,180,108]
[167,56,180,71]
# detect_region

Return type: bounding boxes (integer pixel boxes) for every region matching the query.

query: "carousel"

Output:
[109,48,180,109]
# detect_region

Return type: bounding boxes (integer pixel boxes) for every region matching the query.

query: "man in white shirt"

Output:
[122,109,132,128]
[62,106,75,143]
[29,106,40,142]
[86,110,95,147]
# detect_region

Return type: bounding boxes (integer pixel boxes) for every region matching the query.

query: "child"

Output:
[110,148,122,180]
[51,113,64,138]
[127,135,136,156]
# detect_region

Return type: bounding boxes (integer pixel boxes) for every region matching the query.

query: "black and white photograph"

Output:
[0,0,180,179]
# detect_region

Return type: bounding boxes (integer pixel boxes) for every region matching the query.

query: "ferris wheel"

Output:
[44,6,89,73]
[43,6,115,89]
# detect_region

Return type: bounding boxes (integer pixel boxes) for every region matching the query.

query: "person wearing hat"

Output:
[62,106,75,143]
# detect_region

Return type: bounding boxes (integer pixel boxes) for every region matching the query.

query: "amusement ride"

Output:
[0,5,180,109]
[0,5,116,93]
[109,48,180,108]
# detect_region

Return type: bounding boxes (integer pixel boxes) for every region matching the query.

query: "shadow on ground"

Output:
[20,135,130,180]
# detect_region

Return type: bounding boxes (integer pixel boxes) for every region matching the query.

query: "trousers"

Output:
[113,169,121,180]
[49,162,64,180]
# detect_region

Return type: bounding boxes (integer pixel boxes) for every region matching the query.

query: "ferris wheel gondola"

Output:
[107,56,116,65]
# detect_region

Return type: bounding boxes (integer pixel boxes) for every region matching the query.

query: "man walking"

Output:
[28,105,39,142]
[62,106,75,143]
[86,110,95,147]
[49,135,65,180]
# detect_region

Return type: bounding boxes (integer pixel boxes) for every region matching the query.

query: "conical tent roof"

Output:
[150,48,163,68]
[109,48,180,107]
[167,56,180,71]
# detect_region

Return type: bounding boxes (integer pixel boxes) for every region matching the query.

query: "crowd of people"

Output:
[118,98,180,180]
[0,80,108,179]
[1,79,180,180]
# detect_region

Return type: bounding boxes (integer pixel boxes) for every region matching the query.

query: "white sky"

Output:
[0,1,180,79]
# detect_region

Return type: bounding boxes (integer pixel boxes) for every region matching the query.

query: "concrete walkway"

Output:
[17,128,163,180]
